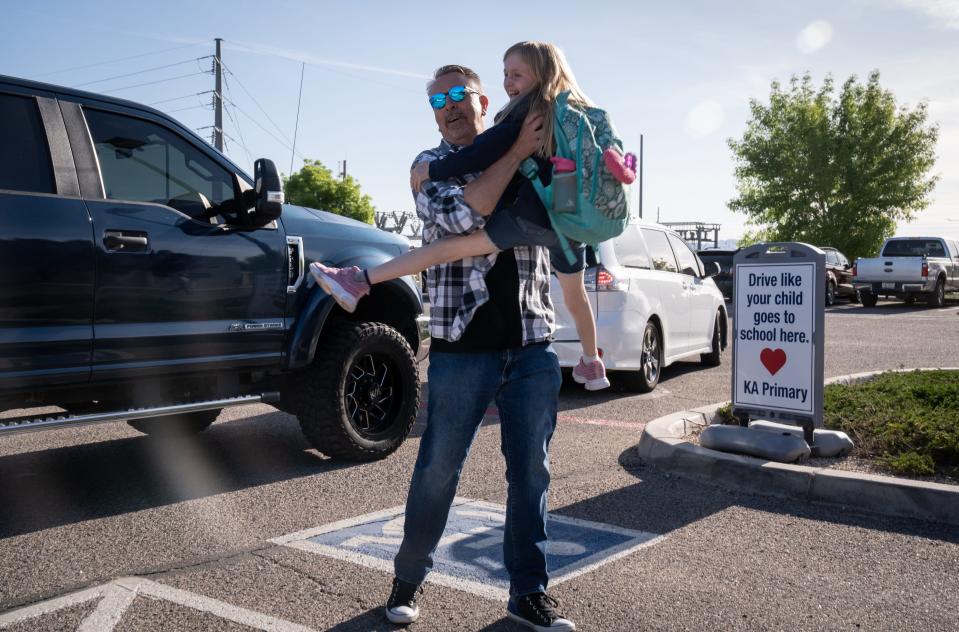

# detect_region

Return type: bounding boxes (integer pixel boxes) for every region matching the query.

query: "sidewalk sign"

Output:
[731,243,825,444]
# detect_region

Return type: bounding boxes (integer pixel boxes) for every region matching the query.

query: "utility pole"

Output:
[213,38,223,152]
[338,160,347,180]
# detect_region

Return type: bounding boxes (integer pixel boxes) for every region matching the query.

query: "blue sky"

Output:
[2,0,957,241]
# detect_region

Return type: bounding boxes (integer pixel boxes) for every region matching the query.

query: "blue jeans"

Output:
[393,343,562,597]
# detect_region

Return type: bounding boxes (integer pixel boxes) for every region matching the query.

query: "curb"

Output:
[635,369,959,527]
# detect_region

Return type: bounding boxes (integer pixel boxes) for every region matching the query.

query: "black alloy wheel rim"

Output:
[345,352,401,437]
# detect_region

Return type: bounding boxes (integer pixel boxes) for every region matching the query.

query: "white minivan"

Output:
[550,220,728,392]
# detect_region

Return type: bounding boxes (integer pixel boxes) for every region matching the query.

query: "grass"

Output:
[823,370,959,478]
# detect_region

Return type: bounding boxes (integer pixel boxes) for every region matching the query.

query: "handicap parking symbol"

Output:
[271,497,663,601]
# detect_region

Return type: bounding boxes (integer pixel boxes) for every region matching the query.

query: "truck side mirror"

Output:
[705,261,722,277]
[253,158,284,224]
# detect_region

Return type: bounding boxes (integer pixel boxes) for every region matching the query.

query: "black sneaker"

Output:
[506,592,576,631]
[385,577,421,624]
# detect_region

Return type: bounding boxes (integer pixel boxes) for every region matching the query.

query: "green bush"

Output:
[883,452,936,477]
[824,370,959,478]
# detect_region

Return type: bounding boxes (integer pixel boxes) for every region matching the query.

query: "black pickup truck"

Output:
[0,74,428,460]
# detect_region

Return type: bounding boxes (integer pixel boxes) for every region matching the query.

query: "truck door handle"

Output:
[103,230,149,252]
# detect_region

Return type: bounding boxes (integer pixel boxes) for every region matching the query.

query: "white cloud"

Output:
[796,20,833,54]
[684,100,725,137]
[883,0,959,29]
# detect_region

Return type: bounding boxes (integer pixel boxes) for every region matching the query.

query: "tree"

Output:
[728,71,939,260]
[283,159,376,224]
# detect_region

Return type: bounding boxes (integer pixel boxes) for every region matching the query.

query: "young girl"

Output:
[311,41,634,391]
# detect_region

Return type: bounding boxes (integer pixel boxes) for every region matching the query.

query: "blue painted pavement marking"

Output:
[271,498,663,601]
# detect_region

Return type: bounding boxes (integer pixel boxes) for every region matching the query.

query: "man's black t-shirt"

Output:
[429,249,523,353]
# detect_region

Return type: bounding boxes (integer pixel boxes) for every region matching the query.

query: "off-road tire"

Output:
[623,321,662,393]
[700,312,722,367]
[927,278,945,308]
[287,320,418,461]
[128,409,221,435]
[861,292,878,308]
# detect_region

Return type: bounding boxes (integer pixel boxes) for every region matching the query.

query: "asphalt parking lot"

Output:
[2,299,958,631]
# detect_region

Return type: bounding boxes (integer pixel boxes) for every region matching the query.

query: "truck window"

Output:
[0,93,55,194]
[84,109,235,218]
[881,239,947,258]
[641,228,679,273]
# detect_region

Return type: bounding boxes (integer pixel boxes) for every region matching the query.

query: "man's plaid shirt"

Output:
[412,139,555,344]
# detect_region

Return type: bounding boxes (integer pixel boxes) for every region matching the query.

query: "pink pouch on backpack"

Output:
[602,148,637,185]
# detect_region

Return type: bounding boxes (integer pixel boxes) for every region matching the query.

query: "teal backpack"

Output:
[520,91,631,265]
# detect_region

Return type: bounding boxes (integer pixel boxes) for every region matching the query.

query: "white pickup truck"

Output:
[853,236,959,308]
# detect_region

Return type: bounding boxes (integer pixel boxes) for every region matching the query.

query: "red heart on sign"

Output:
[760,348,787,375]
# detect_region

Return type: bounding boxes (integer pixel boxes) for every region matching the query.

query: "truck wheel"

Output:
[904,295,916,305]
[927,278,945,308]
[825,280,836,307]
[128,409,221,436]
[624,321,662,393]
[289,320,418,461]
[700,312,722,367]
[861,292,878,308]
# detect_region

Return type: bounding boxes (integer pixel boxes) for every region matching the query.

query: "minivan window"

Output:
[611,225,651,268]
[667,233,700,276]
[85,109,235,218]
[0,93,55,194]
[641,228,678,273]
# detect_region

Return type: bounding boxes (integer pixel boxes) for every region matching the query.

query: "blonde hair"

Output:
[496,41,594,158]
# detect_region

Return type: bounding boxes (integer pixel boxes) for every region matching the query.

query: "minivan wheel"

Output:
[287,320,418,461]
[700,312,722,367]
[625,321,662,393]
[128,409,221,436]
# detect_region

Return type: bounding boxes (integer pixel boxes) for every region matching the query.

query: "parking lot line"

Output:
[0,578,321,632]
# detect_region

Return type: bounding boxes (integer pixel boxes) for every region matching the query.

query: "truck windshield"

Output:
[881,240,946,257]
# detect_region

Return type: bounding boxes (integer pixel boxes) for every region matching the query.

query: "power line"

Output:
[222,94,305,161]
[290,62,305,175]
[34,43,205,78]
[223,131,253,168]
[166,104,210,115]
[222,74,254,168]
[73,57,212,88]
[220,61,294,145]
[100,72,207,94]
[148,91,214,107]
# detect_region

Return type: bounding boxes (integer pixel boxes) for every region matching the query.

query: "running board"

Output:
[0,393,280,436]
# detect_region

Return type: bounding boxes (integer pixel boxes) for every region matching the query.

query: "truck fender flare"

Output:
[285,254,423,371]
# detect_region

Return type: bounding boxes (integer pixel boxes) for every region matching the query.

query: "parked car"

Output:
[821,246,858,305]
[551,221,728,392]
[696,248,737,300]
[0,74,428,460]
[853,236,959,308]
